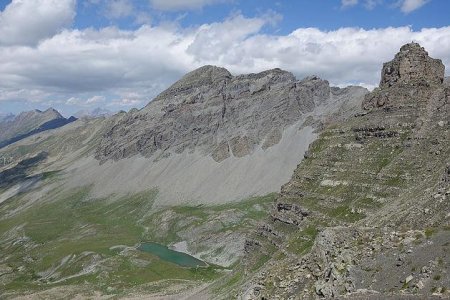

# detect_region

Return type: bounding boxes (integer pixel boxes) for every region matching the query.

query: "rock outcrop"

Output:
[380,42,444,88]
[96,67,367,162]
[363,42,446,110]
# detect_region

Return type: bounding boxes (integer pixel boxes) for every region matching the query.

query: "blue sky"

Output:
[72,0,450,33]
[0,0,449,116]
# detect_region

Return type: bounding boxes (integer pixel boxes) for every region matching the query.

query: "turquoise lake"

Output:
[138,242,207,268]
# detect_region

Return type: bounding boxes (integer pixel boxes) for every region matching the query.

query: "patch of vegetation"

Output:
[326,205,365,223]
[357,197,383,209]
[42,170,61,180]
[142,193,275,245]
[385,175,404,187]
[287,225,319,255]
[172,204,209,219]
[212,193,276,214]
[425,228,436,239]
[253,254,271,271]
[309,136,328,154]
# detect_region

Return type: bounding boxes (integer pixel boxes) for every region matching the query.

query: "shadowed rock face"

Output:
[95,66,367,162]
[0,152,48,188]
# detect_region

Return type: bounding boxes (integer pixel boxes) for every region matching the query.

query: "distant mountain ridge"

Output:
[74,107,113,119]
[0,113,15,123]
[0,108,77,149]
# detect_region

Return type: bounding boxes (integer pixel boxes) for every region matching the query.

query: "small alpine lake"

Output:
[138,242,208,268]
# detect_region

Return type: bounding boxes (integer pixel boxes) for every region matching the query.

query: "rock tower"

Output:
[363,42,445,110]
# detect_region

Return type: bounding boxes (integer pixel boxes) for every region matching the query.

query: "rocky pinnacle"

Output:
[380,42,444,88]
[363,42,446,110]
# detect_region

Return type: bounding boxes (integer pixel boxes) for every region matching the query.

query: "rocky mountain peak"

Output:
[179,65,232,84]
[380,42,445,88]
[96,66,367,162]
[147,65,232,107]
[363,43,446,110]
[0,107,75,149]
[42,107,64,119]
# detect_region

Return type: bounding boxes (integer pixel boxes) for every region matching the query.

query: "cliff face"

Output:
[238,43,449,299]
[95,67,367,163]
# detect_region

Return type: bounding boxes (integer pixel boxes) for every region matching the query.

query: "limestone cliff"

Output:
[95,67,367,163]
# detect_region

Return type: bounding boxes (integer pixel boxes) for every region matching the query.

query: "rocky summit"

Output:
[95,66,366,163]
[364,42,446,110]
[379,42,444,88]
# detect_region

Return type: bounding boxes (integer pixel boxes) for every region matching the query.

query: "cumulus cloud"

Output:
[363,0,383,10]
[399,0,430,13]
[0,0,75,46]
[0,12,449,113]
[187,14,270,61]
[86,95,106,104]
[104,0,134,19]
[342,0,430,11]
[149,0,225,11]
[341,0,359,8]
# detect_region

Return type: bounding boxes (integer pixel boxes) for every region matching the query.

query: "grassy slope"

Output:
[0,173,275,297]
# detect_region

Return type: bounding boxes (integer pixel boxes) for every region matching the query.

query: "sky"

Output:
[0,0,449,116]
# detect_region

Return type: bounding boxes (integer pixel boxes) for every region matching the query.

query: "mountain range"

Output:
[0,108,76,149]
[0,43,448,299]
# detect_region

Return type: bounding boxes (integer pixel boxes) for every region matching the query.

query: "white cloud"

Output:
[363,0,382,10]
[66,97,81,104]
[341,0,359,8]
[134,12,152,25]
[65,95,108,107]
[187,15,269,61]
[86,95,106,104]
[104,0,134,19]
[149,0,225,11]
[0,0,76,46]
[342,0,430,11]
[399,0,430,13]
[0,13,449,113]
[110,98,143,107]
